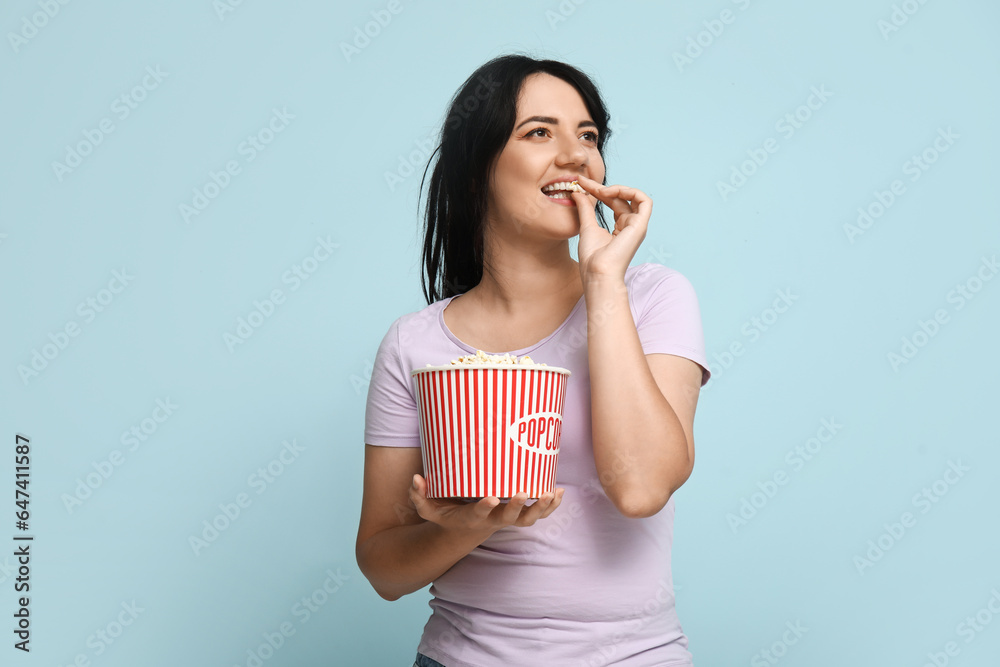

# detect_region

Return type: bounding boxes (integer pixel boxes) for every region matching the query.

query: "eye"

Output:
[525,127,599,143]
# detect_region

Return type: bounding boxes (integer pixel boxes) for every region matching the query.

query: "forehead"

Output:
[515,73,591,119]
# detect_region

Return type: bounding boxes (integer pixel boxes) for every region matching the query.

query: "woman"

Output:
[357,54,711,666]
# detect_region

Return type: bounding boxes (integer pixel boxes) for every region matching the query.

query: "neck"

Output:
[469,239,583,314]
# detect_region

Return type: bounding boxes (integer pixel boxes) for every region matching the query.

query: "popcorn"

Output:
[426,349,547,367]
[411,354,570,498]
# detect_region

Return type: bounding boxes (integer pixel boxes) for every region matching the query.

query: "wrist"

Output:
[433,512,498,545]
[583,272,627,295]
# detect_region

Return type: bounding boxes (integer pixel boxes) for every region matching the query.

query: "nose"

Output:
[554,131,588,167]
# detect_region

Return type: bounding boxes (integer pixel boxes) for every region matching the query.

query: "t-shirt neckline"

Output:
[438,293,586,357]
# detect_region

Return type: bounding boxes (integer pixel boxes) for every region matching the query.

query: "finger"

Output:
[501,493,528,523]
[538,488,565,519]
[409,474,433,514]
[473,495,501,519]
[416,473,432,494]
[575,177,625,216]
[600,185,652,218]
[570,190,601,233]
[600,184,650,204]
[515,493,554,526]
[576,178,635,217]
[571,175,604,207]
[613,186,653,223]
[410,474,452,519]
[410,473,424,500]
[636,193,652,222]
[574,174,610,195]
[573,174,603,192]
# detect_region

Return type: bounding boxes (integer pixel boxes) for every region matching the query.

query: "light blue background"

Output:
[2,1,998,665]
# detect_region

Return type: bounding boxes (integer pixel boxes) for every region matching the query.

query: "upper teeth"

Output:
[542,181,584,193]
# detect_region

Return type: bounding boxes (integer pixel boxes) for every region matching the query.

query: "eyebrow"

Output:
[515,116,598,132]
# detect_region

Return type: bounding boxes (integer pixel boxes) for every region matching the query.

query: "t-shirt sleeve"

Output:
[632,263,711,387]
[364,318,422,447]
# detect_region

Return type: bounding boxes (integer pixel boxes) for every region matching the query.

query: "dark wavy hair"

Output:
[417,54,613,305]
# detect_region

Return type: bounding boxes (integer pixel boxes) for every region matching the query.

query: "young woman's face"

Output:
[486,72,605,241]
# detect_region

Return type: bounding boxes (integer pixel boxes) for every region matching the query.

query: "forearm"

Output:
[357,519,494,601]
[584,276,692,517]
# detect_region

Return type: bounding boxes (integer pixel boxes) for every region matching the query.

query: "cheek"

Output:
[593,154,607,182]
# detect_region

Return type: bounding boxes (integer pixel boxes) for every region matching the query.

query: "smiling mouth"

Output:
[541,181,585,200]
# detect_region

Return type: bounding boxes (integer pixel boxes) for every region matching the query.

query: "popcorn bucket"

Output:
[410,364,571,499]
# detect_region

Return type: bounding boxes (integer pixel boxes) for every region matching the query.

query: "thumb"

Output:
[571,190,600,232]
[410,474,428,506]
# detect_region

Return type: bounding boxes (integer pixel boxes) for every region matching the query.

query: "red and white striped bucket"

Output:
[410,364,571,499]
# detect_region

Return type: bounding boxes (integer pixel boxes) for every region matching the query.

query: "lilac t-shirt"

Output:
[364,263,710,667]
